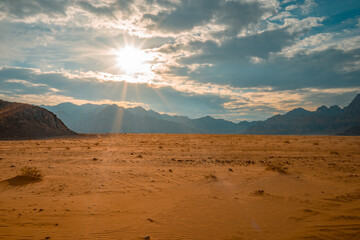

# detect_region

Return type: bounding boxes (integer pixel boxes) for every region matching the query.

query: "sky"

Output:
[0,0,359,122]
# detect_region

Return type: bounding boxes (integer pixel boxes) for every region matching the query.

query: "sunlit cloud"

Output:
[0,0,359,121]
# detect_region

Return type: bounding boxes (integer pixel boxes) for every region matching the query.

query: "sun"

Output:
[116,47,151,74]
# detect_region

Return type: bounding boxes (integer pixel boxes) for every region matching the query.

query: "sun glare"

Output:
[116,47,151,74]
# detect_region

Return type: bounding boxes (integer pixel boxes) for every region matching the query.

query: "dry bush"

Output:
[204,173,218,181]
[254,189,265,195]
[20,166,43,180]
[265,163,288,174]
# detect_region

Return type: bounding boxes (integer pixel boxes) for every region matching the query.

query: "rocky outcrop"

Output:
[0,99,76,140]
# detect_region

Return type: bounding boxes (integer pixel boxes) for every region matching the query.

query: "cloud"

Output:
[181,28,296,65]
[0,66,231,118]
[300,0,317,15]
[143,0,220,33]
[77,1,116,19]
[142,0,275,35]
[176,47,360,91]
[0,0,359,122]
[1,66,359,122]
[0,0,70,18]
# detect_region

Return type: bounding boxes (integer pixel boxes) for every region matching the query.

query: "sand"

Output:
[0,134,359,240]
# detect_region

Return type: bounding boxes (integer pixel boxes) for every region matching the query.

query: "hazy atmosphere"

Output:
[0,0,359,121]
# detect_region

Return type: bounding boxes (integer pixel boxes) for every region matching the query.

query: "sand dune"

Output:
[0,134,359,239]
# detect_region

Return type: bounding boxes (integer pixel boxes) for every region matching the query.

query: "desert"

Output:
[1,0,360,239]
[0,134,359,240]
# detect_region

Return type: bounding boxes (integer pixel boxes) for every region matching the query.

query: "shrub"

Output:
[20,166,43,180]
[254,189,265,195]
[204,173,218,181]
[265,163,288,174]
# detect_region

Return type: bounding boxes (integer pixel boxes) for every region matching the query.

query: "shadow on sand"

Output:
[0,176,42,187]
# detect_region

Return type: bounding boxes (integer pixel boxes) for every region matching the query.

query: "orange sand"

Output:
[0,134,359,239]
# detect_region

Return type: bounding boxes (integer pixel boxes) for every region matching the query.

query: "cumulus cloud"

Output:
[143,0,220,33]
[142,0,277,36]
[0,0,359,121]
[0,0,70,18]
[300,0,317,15]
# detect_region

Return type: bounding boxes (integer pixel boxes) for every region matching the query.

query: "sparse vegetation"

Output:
[265,163,288,174]
[204,173,218,181]
[20,166,43,180]
[330,151,340,155]
[254,189,265,195]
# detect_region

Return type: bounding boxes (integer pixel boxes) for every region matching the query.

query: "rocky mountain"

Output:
[43,103,252,134]
[0,100,76,140]
[244,94,360,135]
[339,125,360,136]
[42,93,360,135]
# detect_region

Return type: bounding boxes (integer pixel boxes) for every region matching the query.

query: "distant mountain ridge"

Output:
[42,103,254,134]
[0,99,76,140]
[42,93,360,135]
[244,94,360,135]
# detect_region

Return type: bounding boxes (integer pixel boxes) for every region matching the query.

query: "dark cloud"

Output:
[214,0,269,35]
[77,1,116,19]
[143,0,219,33]
[82,0,135,17]
[114,0,133,13]
[179,48,360,90]
[143,0,271,34]
[183,28,296,64]
[0,0,70,18]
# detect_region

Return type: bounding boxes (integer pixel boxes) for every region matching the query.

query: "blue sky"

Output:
[0,0,359,121]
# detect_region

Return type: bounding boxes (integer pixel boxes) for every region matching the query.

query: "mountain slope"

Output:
[339,124,360,136]
[44,104,202,134]
[244,94,360,135]
[43,103,249,134]
[42,94,360,135]
[0,100,76,140]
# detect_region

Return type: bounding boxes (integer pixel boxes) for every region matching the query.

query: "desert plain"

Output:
[0,134,359,240]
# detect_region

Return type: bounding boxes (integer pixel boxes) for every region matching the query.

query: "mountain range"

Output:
[42,103,256,134]
[0,93,357,138]
[42,93,360,135]
[244,93,360,135]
